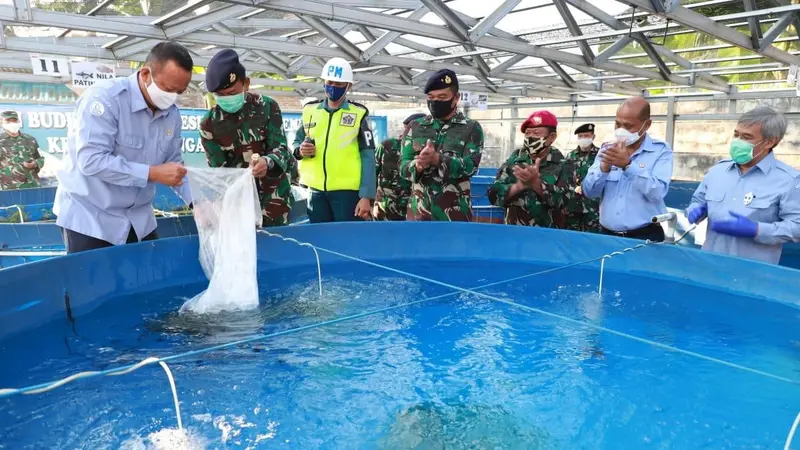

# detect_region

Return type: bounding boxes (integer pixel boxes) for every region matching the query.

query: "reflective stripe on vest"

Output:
[298,103,364,191]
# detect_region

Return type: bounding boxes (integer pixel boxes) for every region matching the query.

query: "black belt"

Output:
[600,223,662,238]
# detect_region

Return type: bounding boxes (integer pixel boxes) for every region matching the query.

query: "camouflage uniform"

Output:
[487,146,576,228]
[399,113,484,221]
[199,92,296,227]
[373,137,411,221]
[0,131,44,190]
[565,144,601,232]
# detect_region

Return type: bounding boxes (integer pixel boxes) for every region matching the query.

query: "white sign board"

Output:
[459,91,488,111]
[71,61,117,87]
[29,54,70,77]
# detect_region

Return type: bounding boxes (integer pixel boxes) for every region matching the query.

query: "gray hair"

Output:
[738,106,787,143]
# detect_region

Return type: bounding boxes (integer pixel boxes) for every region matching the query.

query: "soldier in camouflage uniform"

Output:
[488,110,576,228]
[0,110,44,190]
[564,123,601,232]
[400,69,484,221]
[373,112,425,221]
[198,49,295,227]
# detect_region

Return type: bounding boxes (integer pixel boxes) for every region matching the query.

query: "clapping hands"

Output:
[513,158,541,188]
[416,140,440,171]
[599,141,631,172]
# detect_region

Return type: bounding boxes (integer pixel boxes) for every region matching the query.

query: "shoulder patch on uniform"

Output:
[101,79,127,97]
[775,160,800,178]
[90,101,105,117]
[347,100,370,116]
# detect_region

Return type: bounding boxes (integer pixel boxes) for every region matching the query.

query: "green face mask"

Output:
[729,137,765,165]
[215,92,245,114]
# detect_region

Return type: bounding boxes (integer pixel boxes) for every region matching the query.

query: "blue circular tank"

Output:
[0,222,798,448]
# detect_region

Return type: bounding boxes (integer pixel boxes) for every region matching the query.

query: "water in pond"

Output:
[1,260,799,449]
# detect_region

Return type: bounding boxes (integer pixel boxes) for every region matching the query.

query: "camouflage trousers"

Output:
[406,190,473,222]
[373,190,408,221]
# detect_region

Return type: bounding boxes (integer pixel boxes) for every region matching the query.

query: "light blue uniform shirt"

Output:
[54,72,191,245]
[687,152,800,264]
[581,133,674,231]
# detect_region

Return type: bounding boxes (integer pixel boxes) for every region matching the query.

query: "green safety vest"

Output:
[299,102,366,191]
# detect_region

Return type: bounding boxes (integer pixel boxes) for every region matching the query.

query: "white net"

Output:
[179,167,262,315]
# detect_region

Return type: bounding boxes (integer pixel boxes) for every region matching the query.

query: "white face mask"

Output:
[614,123,646,147]
[577,137,593,150]
[145,70,179,110]
[3,122,21,134]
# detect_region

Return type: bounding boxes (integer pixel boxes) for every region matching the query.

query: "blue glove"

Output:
[687,203,708,224]
[710,211,758,238]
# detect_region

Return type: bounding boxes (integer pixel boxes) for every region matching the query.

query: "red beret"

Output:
[521,110,558,133]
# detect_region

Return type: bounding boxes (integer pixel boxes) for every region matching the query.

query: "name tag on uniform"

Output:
[340,113,357,127]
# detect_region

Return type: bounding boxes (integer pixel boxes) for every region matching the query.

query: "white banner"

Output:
[71,61,117,87]
[789,64,798,86]
[29,54,70,77]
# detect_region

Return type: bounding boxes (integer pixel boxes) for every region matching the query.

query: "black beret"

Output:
[205,49,246,93]
[424,69,458,94]
[403,113,426,125]
[574,123,595,134]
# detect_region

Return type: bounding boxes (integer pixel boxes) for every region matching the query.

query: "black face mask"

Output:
[427,97,455,119]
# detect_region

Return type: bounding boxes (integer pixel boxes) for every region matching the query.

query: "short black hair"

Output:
[145,41,194,73]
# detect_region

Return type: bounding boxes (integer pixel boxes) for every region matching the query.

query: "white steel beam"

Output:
[0,5,165,38]
[467,0,521,42]
[152,0,216,26]
[619,0,800,66]
[360,6,428,62]
[551,0,594,65]
[595,36,633,64]
[58,0,115,38]
[12,0,31,22]
[758,13,795,51]
[742,0,763,50]
[288,23,354,75]
[489,54,526,76]
[298,16,362,62]
[164,5,254,39]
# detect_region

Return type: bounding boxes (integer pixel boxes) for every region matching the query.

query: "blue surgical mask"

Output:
[324,84,347,102]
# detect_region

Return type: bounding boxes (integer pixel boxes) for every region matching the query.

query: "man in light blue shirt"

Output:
[54,41,193,254]
[686,106,800,264]
[582,96,673,241]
